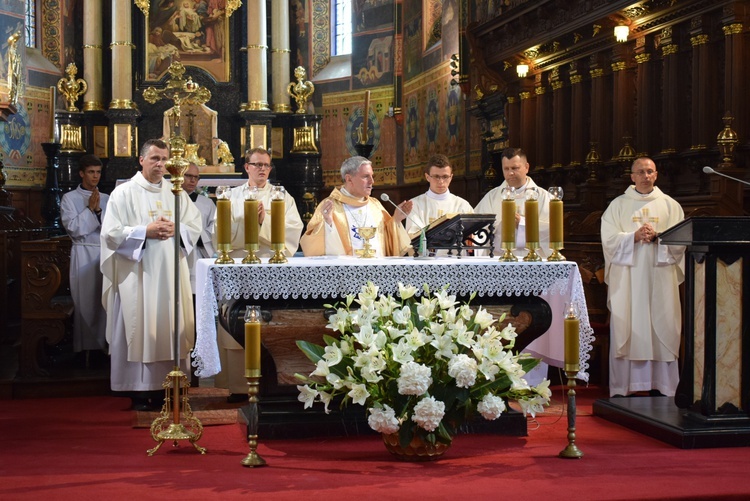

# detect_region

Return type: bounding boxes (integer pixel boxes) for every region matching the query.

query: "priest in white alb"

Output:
[60,154,109,363]
[601,157,685,397]
[100,139,202,411]
[301,156,413,257]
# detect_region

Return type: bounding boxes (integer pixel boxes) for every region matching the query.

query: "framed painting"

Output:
[114,124,132,157]
[141,0,241,82]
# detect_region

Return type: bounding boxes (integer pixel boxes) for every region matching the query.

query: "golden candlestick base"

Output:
[499,242,518,262]
[147,369,207,456]
[355,226,377,258]
[523,242,543,262]
[547,242,566,261]
[215,243,234,264]
[559,368,584,459]
[242,243,261,264]
[268,243,287,264]
[241,374,268,467]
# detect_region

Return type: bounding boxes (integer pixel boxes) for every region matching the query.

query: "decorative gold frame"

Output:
[114,124,132,157]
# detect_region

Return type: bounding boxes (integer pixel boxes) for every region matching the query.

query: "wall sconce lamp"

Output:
[614,25,629,43]
[516,63,529,78]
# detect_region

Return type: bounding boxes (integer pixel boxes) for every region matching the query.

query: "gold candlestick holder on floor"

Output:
[242,243,261,264]
[241,370,268,467]
[559,369,584,459]
[147,369,207,456]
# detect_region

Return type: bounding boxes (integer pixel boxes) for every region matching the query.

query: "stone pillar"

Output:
[245,0,270,111]
[82,0,104,111]
[110,0,134,109]
[506,95,520,145]
[271,0,292,113]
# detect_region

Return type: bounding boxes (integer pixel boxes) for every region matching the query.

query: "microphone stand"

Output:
[380,194,433,259]
[703,166,750,187]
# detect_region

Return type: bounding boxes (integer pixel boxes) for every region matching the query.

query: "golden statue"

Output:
[6,32,22,106]
[287,66,315,114]
[57,63,88,112]
[215,139,234,167]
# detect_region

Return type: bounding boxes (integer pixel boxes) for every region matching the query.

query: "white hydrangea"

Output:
[411,396,445,432]
[398,361,432,395]
[448,353,478,388]
[477,394,507,420]
[368,405,400,434]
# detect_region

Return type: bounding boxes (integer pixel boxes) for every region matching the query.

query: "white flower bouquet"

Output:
[296,282,551,450]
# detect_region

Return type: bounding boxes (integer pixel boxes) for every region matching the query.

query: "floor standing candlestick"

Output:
[241,306,267,467]
[560,302,583,459]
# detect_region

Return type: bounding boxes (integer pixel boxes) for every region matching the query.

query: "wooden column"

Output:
[722,19,749,146]
[568,62,589,167]
[611,45,635,158]
[109,0,134,109]
[689,28,717,151]
[589,55,612,161]
[634,36,657,157]
[506,95,520,146]
[550,67,570,169]
[534,74,551,171]
[659,26,686,154]
[518,81,536,160]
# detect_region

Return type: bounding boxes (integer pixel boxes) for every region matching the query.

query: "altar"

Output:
[193,257,594,383]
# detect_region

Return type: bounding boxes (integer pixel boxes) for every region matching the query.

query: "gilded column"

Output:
[634,37,655,157]
[82,0,104,111]
[245,0,270,111]
[110,0,134,109]
[271,0,291,113]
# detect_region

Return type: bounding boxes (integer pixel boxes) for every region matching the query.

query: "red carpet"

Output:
[2,386,749,500]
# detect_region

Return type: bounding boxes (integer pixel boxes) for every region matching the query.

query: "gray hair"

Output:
[340,156,371,182]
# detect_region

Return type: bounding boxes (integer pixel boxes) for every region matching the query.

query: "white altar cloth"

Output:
[193,256,594,381]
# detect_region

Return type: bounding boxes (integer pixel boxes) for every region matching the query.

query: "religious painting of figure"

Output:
[352,33,393,89]
[144,0,231,82]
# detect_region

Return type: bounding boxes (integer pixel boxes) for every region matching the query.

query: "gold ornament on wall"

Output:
[5,32,22,107]
[287,66,315,114]
[57,63,88,112]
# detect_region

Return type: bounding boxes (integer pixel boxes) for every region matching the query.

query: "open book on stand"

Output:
[410,213,496,257]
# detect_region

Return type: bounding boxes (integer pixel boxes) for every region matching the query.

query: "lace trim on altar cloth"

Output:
[192,259,594,382]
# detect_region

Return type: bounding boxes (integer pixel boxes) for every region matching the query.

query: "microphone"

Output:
[380,193,431,258]
[703,166,750,187]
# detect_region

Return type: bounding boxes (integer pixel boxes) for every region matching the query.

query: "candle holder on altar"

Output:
[268,185,288,264]
[523,187,542,262]
[560,302,583,459]
[241,306,267,467]
[547,187,566,262]
[242,186,261,264]
[215,185,234,264]
[356,226,377,258]
[499,187,518,262]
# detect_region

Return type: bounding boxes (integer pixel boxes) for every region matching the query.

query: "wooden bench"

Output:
[19,235,74,378]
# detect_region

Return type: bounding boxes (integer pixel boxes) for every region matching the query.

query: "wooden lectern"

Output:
[409,213,496,257]
[660,217,750,423]
[595,216,750,448]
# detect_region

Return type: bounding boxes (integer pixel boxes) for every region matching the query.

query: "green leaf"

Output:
[296,340,325,363]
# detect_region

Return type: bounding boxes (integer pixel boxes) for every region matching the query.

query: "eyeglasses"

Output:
[248,162,272,170]
[183,174,200,181]
[428,174,452,181]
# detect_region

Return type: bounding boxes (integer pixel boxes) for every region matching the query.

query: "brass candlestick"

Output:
[243,243,261,264]
[499,241,517,262]
[547,242,566,261]
[356,226,377,258]
[241,370,268,467]
[268,242,288,264]
[523,242,542,262]
[559,369,584,459]
[215,243,234,264]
